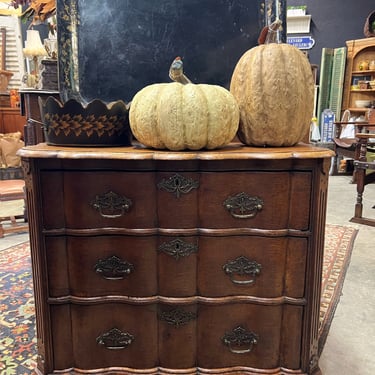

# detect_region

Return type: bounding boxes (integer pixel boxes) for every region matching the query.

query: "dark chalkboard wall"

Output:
[57,0,264,104]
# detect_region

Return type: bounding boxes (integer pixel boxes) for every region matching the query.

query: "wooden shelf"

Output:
[352,69,375,74]
[350,89,375,92]
[347,107,373,112]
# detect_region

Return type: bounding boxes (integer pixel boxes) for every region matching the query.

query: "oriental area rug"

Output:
[0,224,358,374]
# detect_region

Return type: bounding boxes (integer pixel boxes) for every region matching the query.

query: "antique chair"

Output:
[350,133,375,226]
[0,179,28,237]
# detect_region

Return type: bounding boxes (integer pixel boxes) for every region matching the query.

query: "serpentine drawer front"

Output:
[50,303,301,371]
[20,143,333,375]
[46,235,307,298]
[40,170,311,230]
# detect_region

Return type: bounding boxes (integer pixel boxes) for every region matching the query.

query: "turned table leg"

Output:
[353,167,365,219]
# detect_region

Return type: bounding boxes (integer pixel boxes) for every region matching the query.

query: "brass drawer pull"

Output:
[157,173,199,198]
[223,192,263,219]
[96,328,134,350]
[158,238,198,260]
[223,256,262,285]
[222,326,259,354]
[94,255,134,280]
[90,191,132,218]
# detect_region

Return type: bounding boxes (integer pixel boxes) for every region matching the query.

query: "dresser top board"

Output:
[18,142,334,161]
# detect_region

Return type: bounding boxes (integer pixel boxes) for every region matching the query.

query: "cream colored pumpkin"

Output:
[230,43,314,146]
[129,82,239,151]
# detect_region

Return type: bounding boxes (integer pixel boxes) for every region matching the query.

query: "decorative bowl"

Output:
[38,96,132,146]
[355,100,371,108]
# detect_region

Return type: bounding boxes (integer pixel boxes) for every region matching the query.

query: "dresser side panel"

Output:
[22,157,55,374]
[300,157,331,374]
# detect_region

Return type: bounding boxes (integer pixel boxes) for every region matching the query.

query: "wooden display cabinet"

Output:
[19,89,60,145]
[0,107,26,137]
[342,37,375,116]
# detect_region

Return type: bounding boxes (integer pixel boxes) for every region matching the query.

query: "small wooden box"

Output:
[0,93,10,107]
[358,80,370,90]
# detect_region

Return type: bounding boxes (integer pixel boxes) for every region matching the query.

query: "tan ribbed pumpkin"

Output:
[230,43,314,146]
[129,82,239,150]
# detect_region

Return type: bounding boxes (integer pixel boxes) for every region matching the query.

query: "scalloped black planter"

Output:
[38,96,131,147]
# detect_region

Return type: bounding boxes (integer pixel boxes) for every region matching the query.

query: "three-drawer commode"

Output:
[20,143,333,375]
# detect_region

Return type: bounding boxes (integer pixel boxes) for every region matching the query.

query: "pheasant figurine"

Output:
[169,56,192,84]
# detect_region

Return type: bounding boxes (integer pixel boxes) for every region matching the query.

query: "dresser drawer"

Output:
[198,171,312,230]
[46,235,307,299]
[197,236,307,298]
[46,236,158,297]
[50,302,302,371]
[41,170,311,230]
[40,171,157,229]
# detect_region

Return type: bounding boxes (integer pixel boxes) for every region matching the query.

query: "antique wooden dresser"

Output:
[19,142,333,375]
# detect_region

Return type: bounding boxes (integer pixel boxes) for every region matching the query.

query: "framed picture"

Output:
[352,75,372,86]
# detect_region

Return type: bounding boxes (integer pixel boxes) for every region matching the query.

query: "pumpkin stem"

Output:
[169,56,192,85]
[258,19,283,45]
